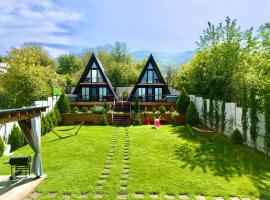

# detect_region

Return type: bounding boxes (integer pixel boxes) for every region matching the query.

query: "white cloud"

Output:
[0,0,82,56]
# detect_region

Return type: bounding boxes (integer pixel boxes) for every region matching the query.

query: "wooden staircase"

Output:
[112,102,130,126]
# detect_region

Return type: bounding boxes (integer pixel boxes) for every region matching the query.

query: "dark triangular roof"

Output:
[129,54,170,98]
[73,53,117,99]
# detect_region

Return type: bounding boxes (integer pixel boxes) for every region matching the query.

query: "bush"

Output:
[202,98,207,124]
[72,106,79,113]
[231,128,243,144]
[55,108,62,124]
[92,106,107,114]
[46,114,54,131]
[50,110,58,126]
[122,92,129,100]
[0,137,4,157]
[41,115,47,135]
[133,97,140,113]
[186,101,200,125]
[57,93,70,113]
[250,87,258,144]
[209,99,214,128]
[103,102,110,111]
[152,108,156,114]
[214,100,220,131]
[159,105,166,114]
[8,125,25,152]
[176,88,190,113]
[99,115,108,126]
[171,112,179,120]
[80,107,89,113]
[170,106,175,113]
[134,114,142,125]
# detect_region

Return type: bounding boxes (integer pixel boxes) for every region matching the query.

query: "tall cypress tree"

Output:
[249,87,258,148]
[241,86,248,143]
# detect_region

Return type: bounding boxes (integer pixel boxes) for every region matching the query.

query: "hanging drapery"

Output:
[18,116,42,177]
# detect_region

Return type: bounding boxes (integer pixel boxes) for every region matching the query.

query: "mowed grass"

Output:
[0,125,269,199]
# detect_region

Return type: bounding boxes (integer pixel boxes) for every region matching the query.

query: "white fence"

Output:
[190,95,268,153]
[0,96,58,143]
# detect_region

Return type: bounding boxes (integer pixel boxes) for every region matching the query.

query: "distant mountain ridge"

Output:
[131,50,195,68]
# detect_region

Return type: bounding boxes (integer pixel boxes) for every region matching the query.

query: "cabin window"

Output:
[148,88,153,101]
[147,70,153,83]
[155,88,162,101]
[82,87,89,100]
[138,88,146,101]
[91,69,97,83]
[99,87,107,101]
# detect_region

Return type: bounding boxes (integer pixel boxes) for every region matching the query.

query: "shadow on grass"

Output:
[170,125,270,198]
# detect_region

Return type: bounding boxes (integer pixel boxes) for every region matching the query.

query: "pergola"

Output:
[0,106,48,177]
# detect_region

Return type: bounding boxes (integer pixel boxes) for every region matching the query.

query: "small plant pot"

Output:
[179,113,186,124]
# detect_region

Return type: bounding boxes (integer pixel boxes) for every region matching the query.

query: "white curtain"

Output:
[31,116,42,177]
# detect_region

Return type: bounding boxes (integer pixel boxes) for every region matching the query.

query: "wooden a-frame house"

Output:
[72,53,117,102]
[129,54,170,102]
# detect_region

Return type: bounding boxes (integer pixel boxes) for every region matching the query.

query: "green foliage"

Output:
[134,114,142,125]
[231,128,243,144]
[46,113,54,131]
[159,105,166,114]
[208,99,214,128]
[0,137,4,157]
[186,101,200,125]
[92,106,107,114]
[170,106,175,113]
[221,99,226,133]
[152,108,156,114]
[249,88,258,144]
[133,97,140,113]
[99,115,108,126]
[214,100,220,131]
[241,86,248,142]
[57,54,82,75]
[72,106,79,113]
[171,112,179,121]
[50,110,58,126]
[202,98,208,124]
[41,115,49,136]
[80,107,89,113]
[57,93,70,113]
[176,88,190,113]
[54,108,62,124]
[103,102,110,111]
[122,92,129,101]
[264,94,270,156]
[8,125,25,152]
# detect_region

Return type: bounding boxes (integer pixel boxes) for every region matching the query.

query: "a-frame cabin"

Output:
[129,54,170,102]
[73,53,117,102]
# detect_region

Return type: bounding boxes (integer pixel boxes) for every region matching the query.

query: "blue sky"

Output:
[0,0,269,57]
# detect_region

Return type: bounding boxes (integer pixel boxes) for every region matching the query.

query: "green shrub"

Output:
[46,114,54,131]
[57,93,70,113]
[134,114,142,125]
[72,106,79,113]
[264,94,270,156]
[170,106,175,113]
[80,107,89,113]
[214,100,220,131]
[41,115,47,135]
[231,128,243,144]
[8,125,25,152]
[241,86,248,142]
[176,88,190,113]
[159,105,166,114]
[186,101,200,125]
[103,102,110,111]
[92,106,107,114]
[55,108,62,124]
[133,97,140,113]
[152,108,156,114]
[0,137,4,157]
[50,110,58,126]
[202,98,208,123]
[99,115,108,126]
[221,99,226,133]
[209,99,214,128]
[249,87,258,144]
[171,112,179,120]
[122,92,129,100]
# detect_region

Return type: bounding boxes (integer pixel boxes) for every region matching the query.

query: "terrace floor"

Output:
[0,125,269,200]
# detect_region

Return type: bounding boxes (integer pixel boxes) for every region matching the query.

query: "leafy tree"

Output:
[186,101,200,125]
[241,86,248,142]
[57,93,71,113]
[57,54,82,75]
[133,97,140,113]
[209,99,214,128]
[264,93,270,157]
[214,100,220,131]
[249,88,258,146]
[110,42,132,63]
[220,99,226,133]
[202,98,208,124]
[176,88,190,113]
[8,125,25,152]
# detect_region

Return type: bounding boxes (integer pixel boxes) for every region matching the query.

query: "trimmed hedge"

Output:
[57,93,70,113]
[159,105,166,114]
[99,115,108,126]
[8,124,25,152]
[176,88,190,113]
[231,128,243,144]
[186,101,200,125]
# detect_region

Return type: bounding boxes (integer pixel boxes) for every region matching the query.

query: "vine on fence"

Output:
[249,88,258,148]
[241,86,248,143]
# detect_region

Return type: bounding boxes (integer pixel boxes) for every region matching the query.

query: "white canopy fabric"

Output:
[18,116,42,177]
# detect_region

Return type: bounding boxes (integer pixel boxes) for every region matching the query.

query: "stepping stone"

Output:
[120,185,127,190]
[214,197,224,200]
[230,198,240,200]
[196,195,206,200]
[123,174,128,178]
[117,194,128,199]
[100,174,108,178]
[63,194,71,199]
[103,168,110,172]
[106,160,112,164]
[96,185,104,190]
[256,198,265,200]
[79,193,88,198]
[165,194,176,199]
[133,193,145,198]
[31,192,41,198]
[179,194,189,199]
[242,198,251,200]
[102,172,109,175]
[105,164,111,168]
[123,168,129,172]
[93,193,103,199]
[123,166,129,169]
[123,171,128,175]
[48,192,57,198]
[150,193,159,198]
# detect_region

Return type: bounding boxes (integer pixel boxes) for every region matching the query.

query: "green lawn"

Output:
[0,125,269,199]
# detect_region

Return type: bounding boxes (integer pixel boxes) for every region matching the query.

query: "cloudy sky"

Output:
[0,0,269,57]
